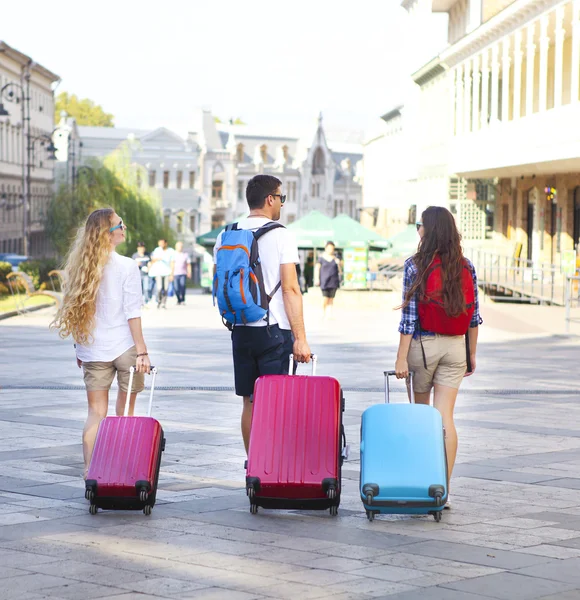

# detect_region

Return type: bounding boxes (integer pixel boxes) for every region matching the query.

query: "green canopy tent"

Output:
[330,214,391,250]
[287,210,336,249]
[382,225,419,259]
[196,213,249,250]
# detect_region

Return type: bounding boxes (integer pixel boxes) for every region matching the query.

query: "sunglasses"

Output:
[416,222,422,232]
[269,193,286,204]
[110,219,125,233]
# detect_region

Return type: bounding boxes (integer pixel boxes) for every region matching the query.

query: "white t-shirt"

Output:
[148,247,175,278]
[75,252,142,362]
[213,217,299,330]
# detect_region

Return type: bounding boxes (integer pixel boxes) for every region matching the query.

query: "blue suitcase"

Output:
[360,371,448,522]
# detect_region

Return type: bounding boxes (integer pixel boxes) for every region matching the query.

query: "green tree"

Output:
[55,92,114,127]
[46,144,174,258]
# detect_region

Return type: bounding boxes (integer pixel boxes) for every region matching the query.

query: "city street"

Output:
[1,289,580,599]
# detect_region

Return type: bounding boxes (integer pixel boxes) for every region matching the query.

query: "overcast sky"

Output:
[2,0,432,142]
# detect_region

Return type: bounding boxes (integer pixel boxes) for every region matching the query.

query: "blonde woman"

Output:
[51,208,151,477]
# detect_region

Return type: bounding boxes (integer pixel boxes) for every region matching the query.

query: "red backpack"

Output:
[418,256,474,335]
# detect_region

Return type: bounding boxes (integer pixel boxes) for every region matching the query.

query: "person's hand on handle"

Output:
[395,358,409,379]
[136,353,151,374]
[293,339,311,363]
[464,354,476,377]
[76,357,82,369]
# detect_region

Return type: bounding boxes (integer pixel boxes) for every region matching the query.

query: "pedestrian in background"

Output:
[148,238,175,309]
[132,242,151,306]
[314,241,341,319]
[50,208,151,478]
[395,206,482,509]
[173,241,191,305]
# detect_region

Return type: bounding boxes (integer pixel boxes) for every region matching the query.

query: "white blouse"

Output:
[75,252,142,362]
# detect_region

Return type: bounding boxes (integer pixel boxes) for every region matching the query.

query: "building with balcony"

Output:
[364,0,580,268]
[0,41,59,257]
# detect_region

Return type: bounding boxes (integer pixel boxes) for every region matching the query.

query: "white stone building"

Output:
[364,0,580,266]
[0,41,59,257]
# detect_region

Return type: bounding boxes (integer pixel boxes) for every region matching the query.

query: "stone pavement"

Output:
[0,289,580,600]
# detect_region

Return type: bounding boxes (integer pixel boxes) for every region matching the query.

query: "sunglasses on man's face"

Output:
[110,219,124,233]
[416,222,422,232]
[270,193,286,204]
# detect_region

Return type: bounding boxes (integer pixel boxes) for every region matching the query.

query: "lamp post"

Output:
[0,67,56,257]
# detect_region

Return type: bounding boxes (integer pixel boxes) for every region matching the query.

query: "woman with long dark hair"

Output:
[395,206,482,508]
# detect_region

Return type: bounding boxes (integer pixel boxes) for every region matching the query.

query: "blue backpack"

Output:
[213,222,285,328]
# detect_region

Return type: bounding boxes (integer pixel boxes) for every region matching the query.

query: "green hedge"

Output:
[0,262,12,285]
[18,259,60,290]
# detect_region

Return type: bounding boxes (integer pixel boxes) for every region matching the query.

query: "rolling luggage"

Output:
[246,355,346,515]
[85,366,165,516]
[360,371,447,522]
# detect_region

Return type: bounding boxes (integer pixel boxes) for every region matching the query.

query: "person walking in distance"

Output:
[148,238,175,309]
[314,241,341,319]
[132,242,151,306]
[172,241,191,305]
[394,206,482,509]
[50,208,151,478]
[213,174,311,454]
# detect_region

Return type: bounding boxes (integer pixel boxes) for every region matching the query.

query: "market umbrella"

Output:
[287,210,336,249]
[382,225,419,259]
[331,214,391,250]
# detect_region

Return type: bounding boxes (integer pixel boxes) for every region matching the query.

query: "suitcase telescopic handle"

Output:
[126,366,158,417]
[384,370,415,404]
[289,354,317,376]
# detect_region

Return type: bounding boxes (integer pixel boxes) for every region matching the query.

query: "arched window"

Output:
[260,144,268,163]
[312,147,325,175]
[282,145,289,161]
[236,143,244,163]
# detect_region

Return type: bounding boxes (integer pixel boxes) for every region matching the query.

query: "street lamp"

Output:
[0,70,56,257]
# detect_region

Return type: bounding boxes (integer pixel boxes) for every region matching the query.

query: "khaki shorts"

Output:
[407,334,467,393]
[82,346,144,393]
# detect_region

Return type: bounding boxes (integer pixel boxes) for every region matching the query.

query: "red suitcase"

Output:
[85,366,165,516]
[246,355,345,515]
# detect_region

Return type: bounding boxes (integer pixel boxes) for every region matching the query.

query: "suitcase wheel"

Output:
[326,487,336,500]
[139,490,149,503]
[247,487,255,499]
[329,505,338,517]
[89,504,98,515]
[433,511,442,522]
[366,510,374,522]
[143,504,152,516]
[85,489,95,502]
[250,503,258,515]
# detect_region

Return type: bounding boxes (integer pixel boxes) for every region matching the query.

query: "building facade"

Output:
[364,0,580,266]
[0,41,59,257]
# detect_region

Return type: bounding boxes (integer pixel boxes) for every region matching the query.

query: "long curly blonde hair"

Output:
[51,208,115,344]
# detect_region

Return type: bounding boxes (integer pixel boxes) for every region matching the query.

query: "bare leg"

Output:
[83,390,109,477]
[327,297,334,319]
[433,383,460,485]
[115,390,138,417]
[322,296,330,317]
[242,395,253,454]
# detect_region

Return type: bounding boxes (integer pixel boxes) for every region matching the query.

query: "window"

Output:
[189,171,195,189]
[176,212,184,233]
[282,145,289,161]
[260,144,267,163]
[212,180,223,199]
[176,171,183,189]
[163,171,169,188]
[190,214,196,232]
[238,180,244,201]
[312,183,316,197]
[149,170,156,186]
[236,143,244,163]
[312,147,325,174]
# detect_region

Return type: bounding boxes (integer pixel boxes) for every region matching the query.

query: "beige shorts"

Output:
[407,334,467,393]
[82,346,144,393]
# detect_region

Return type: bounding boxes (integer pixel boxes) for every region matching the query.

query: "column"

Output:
[464,60,472,133]
[554,4,566,107]
[455,66,464,135]
[572,0,580,103]
[513,29,523,119]
[472,55,481,131]
[501,36,511,121]
[539,13,549,112]
[480,49,489,128]
[526,21,536,116]
[490,44,500,122]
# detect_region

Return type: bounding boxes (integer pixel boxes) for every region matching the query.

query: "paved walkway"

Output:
[1,289,580,599]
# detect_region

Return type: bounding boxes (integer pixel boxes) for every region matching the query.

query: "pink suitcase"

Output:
[85,366,165,515]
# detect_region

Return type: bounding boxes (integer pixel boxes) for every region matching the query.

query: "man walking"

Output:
[148,239,175,309]
[214,174,311,453]
[132,242,151,306]
[172,241,191,305]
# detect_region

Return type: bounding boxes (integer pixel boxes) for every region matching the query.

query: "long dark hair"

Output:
[402,206,467,317]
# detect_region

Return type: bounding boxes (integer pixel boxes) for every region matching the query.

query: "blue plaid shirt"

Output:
[398,257,483,338]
